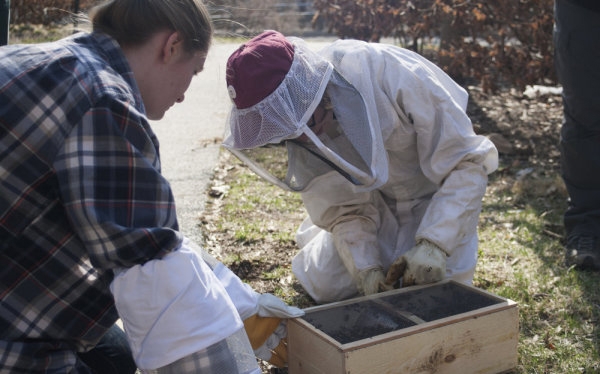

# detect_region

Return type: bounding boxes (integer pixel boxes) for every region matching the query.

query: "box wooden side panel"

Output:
[288,318,344,374]
[344,303,519,374]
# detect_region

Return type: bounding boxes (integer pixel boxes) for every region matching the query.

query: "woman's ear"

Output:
[162,31,183,64]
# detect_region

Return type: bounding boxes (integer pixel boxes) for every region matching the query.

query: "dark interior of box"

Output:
[302,282,500,344]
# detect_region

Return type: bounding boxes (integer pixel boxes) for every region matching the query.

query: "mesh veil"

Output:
[223,37,333,149]
[223,37,388,193]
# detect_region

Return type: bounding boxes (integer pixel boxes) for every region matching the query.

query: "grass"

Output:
[206,150,600,374]
[476,169,600,373]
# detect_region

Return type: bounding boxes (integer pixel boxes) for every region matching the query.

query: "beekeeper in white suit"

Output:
[223,30,498,304]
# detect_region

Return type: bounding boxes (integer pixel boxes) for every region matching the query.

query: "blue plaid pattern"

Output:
[0,32,182,371]
[144,339,238,374]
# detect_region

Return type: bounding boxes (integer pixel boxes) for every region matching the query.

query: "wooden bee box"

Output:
[287,280,518,374]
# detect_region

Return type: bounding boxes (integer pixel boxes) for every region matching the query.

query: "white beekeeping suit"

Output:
[223,31,498,304]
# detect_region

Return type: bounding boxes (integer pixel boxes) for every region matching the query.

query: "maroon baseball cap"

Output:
[226,30,294,109]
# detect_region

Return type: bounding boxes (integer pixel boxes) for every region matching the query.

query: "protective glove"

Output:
[385,240,447,288]
[357,268,393,295]
[243,293,304,367]
[332,220,386,296]
[201,245,304,368]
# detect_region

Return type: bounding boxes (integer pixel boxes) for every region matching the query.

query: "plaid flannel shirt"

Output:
[0,32,182,371]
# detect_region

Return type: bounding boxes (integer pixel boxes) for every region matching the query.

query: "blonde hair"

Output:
[90,0,213,54]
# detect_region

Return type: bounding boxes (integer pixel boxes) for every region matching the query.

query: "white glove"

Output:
[244,293,304,367]
[386,240,447,287]
[357,268,393,295]
[255,292,305,319]
[332,219,384,296]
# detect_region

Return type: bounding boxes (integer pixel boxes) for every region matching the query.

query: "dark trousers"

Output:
[78,324,137,374]
[554,0,600,237]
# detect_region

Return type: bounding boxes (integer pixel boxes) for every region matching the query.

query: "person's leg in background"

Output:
[554,0,600,270]
[78,323,137,374]
[0,0,9,46]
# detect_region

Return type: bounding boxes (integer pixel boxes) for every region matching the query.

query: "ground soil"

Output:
[201,86,566,373]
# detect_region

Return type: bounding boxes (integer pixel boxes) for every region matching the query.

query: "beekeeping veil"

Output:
[222,30,387,192]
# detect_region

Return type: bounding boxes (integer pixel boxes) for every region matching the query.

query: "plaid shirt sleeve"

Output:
[55,93,181,269]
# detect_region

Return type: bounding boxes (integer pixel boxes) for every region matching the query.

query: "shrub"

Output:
[312,0,555,92]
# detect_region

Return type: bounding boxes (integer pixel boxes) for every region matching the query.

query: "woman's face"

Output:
[144,50,207,120]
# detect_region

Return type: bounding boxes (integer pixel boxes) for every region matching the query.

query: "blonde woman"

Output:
[0,2,300,373]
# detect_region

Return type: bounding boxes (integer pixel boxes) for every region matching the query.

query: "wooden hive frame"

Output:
[287,280,518,374]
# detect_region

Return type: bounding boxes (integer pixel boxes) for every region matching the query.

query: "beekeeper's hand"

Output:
[385,240,447,288]
[244,293,304,367]
[357,268,394,295]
